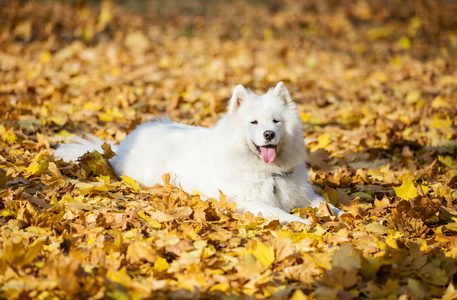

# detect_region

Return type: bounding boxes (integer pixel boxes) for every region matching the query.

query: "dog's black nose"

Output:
[263,130,275,141]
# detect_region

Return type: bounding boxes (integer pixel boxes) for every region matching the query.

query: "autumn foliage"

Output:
[1,0,457,299]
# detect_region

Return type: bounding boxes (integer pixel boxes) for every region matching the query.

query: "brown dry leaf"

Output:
[332,245,362,271]
[127,241,157,263]
[41,162,67,190]
[274,238,294,262]
[165,206,193,220]
[165,239,194,256]
[374,195,390,208]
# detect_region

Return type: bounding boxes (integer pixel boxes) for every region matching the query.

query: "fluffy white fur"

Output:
[55,82,342,225]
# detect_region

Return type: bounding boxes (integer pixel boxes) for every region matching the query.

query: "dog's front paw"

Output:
[279,214,311,226]
[328,205,345,217]
[334,208,345,217]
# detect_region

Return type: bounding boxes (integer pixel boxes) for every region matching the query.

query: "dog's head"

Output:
[227,82,301,164]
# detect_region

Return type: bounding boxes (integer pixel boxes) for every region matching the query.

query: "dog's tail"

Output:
[54,134,117,162]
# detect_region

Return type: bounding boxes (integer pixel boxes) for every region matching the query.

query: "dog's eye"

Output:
[273,119,279,123]
[251,121,258,125]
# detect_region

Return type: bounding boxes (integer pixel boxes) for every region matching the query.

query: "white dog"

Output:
[56,82,342,224]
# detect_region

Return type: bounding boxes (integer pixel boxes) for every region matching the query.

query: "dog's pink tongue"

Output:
[260,147,276,163]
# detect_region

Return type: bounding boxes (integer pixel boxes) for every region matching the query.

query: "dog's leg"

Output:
[236,201,311,225]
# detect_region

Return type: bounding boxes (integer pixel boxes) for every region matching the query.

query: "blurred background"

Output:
[1,0,456,151]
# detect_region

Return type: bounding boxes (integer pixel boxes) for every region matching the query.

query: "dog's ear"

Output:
[228,84,249,114]
[273,82,293,105]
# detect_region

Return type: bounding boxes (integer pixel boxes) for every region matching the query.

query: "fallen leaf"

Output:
[394,179,418,200]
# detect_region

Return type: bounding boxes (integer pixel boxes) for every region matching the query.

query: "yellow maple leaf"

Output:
[431,95,450,109]
[26,160,49,177]
[405,90,420,103]
[430,113,452,129]
[83,101,102,111]
[0,125,17,145]
[397,36,411,49]
[137,211,161,228]
[98,107,124,122]
[394,179,418,200]
[385,237,399,249]
[310,134,331,152]
[262,28,274,40]
[98,112,113,122]
[55,129,73,138]
[120,174,140,192]
[97,175,110,184]
[299,112,311,122]
[209,281,230,293]
[251,241,275,267]
[98,1,113,26]
[106,267,132,285]
[289,289,308,300]
[154,256,169,272]
[276,230,292,240]
[49,113,68,126]
[39,51,52,63]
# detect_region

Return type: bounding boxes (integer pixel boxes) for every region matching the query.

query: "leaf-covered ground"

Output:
[1,0,457,299]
